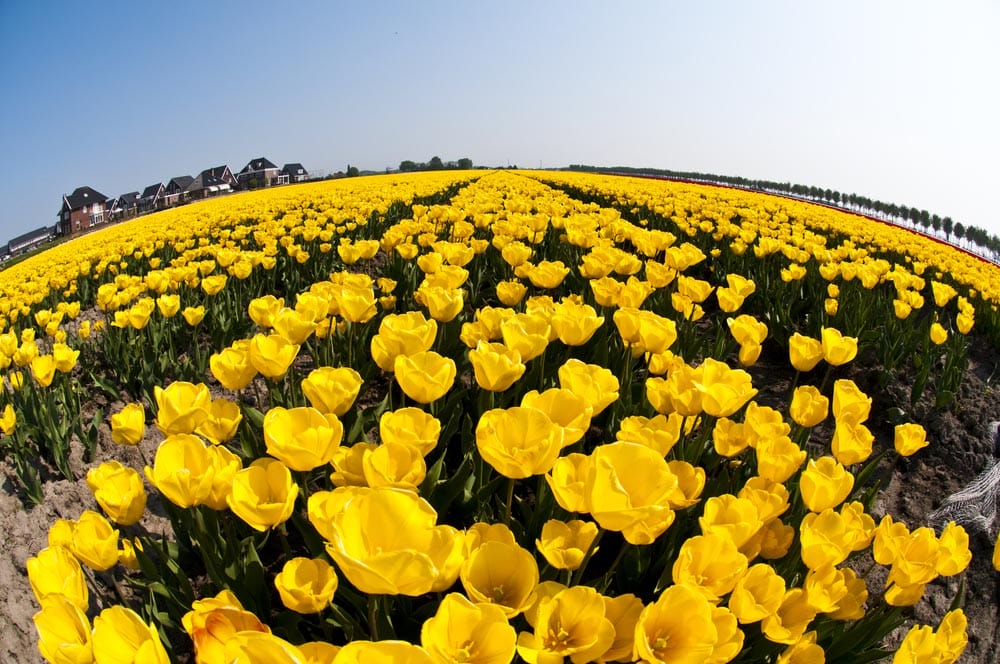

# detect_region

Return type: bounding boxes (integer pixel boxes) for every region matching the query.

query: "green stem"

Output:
[570,528,605,586]
[503,477,515,525]
[368,594,380,640]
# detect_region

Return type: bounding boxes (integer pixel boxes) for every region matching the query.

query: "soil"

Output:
[2,337,999,663]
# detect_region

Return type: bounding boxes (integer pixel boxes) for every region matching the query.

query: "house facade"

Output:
[59,186,109,235]
[237,157,280,189]
[139,182,165,213]
[162,176,194,208]
[185,166,237,200]
[3,225,58,259]
[280,163,309,184]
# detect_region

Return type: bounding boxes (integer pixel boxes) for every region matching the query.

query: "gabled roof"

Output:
[118,192,140,206]
[8,225,55,249]
[281,163,307,176]
[239,157,278,174]
[140,183,164,199]
[167,175,194,190]
[204,165,232,179]
[62,186,108,211]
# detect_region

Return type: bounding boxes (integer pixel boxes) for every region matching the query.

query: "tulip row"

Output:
[4,170,999,663]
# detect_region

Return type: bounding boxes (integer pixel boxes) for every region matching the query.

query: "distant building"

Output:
[3,225,58,258]
[139,182,165,213]
[162,176,194,208]
[237,157,280,189]
[280,163,309,184]
[184,166,236,200]
[108,191,140,220]
[58,186,108,235]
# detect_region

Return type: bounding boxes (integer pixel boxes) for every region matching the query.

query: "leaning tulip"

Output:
[228,458,299,531]
[831,419,875,466]
[301,366,364,416]
[894,423,930,457]
[536,519,599,571]
[27,546,88,610]
[421,592,516,664]
[264,406,343,471]
[274,557,338,614]
[789,385,829,428]
[154,381,212,435]
[86,461,147,526]
[248,333,300,380]
[144,434,215,508]
[317,486,465,596]
[469,341,526,392]
[820,327,858,366]
[832,379,872,424]
[110,403,145,446]
[92,605,169,664]
[51,343,80,373]
[394,351,456,404]
[33,595,93,664]
[799,457,854,513]
[475,407,561,479]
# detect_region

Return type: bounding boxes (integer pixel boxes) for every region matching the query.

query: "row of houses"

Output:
[57,158,310,236]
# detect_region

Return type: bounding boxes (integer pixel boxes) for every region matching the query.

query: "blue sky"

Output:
[2,1,998,245]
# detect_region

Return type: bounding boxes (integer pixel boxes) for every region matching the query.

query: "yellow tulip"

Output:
[761,588,817,645]
[27,546,88,610]
[70,509,120,572]
[935,609,969,663]
[362,441,427,489]
[264,406,343,471]
[92,605,169,663]
[499,313,550,361]
[799,456,854,513]
[154,381,212,435]
[827,568,868,621]
[515,585,614,664]
[729,563,786,624]
[496,280,527,306]
[799,509,854,569]
[475,407,561,479]
[248,333,300,379]
[330,443,375,487]
[831,419,874,466]
[210,342,258,391]
[831,379,871,423]
[86,461,147,526]
[0,403,15,435]
[672,534,748,601]
[698,495,764,552]
[521,388,592,448]
[616,413,682,456]
[195,397,243,444]
[271,307,316,344]
[228,458,299,531]
[416,285,465,323]
[755,435,806,484]
[249,294,285,328]
[31,354,57,387]
[181,305,205,326]
[803,562,849,613]
[930,321,948,345]
[300,642,342,664]
[536,519,599,571]
[156,293,180,318]
[51,342,80,373]
[788,333,823,372]
[931,281,958,307]
[820,327,858,366]
[370,312,437,371]
[587,442,678,545]
[33,595,93,664]
[394,350,456,404]
[379,407,440,456]
[788,385,828,428]
[182,589,270,663]
[144,433,215,508]
[200,274,227,296]
[469,341,526,392]
[461,540,539,618]
[274,557,338,614]
[110,403,145,446]
[526,260,570,289]
[545,453,592,514]
[333,640,432,664]
[738,476,790,523]
[301,366,363,416]
[558,359,619,415]
[935,522,972,577]
[692,358,757,418]
[550,300,604,346]
[316,486,464,595]
[634,583,718,664]
[421,592,516,664]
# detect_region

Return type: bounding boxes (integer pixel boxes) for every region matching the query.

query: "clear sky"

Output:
[2,1,998,245]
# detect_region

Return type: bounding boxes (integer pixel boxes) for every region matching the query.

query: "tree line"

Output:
[399,157,474,172]
[567,165,1000,262]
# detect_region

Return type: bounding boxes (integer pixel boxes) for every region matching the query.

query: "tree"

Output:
[954,222,965,245]
[346,165,360,177]
[457,157,473,170]
[942,216,953,241]
[428,156,444,170]
[399,160,419,172]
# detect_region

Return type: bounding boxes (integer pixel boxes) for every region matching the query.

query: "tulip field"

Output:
[3,169,1000,663]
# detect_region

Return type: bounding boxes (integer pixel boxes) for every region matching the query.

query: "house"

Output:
[109,191,140,220]
[236,157,279,189]
[184,165,237,200]
[161,176,194,208]
[139,182,165,213]
[58,186,109,235]
[4,225,57,257]
[280,163,309,185]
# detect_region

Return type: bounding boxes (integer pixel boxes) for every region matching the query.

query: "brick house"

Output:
[58,186,109,236]
[236,157,280,189]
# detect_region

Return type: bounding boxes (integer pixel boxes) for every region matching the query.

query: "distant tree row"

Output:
[399,157,474,172]
[567,165,1000,262]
